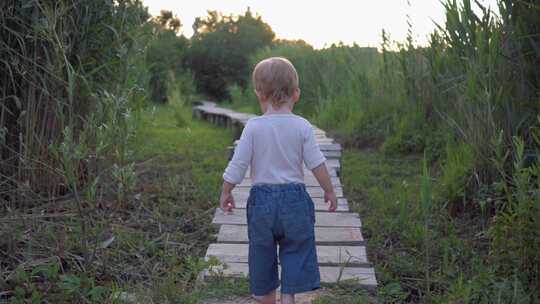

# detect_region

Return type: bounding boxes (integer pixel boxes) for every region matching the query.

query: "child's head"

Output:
[252,57,300,110]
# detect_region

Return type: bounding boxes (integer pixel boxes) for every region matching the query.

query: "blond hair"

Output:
[252,57,299,108]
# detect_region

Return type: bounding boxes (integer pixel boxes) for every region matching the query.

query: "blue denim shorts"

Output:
[246,183,320,295]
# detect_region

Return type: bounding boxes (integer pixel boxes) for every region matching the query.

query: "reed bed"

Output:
[229,0,540,300]
[0,0,148,209]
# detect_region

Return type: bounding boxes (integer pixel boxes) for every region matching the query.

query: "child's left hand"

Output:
[220,191,235,212]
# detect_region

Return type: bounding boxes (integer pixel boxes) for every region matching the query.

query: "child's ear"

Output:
[292,88,301,103]
[254,90,265,102]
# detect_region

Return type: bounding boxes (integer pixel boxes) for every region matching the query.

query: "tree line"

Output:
[146,8,275,103]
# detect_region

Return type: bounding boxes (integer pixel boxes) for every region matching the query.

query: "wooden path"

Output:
[193,102,377,292]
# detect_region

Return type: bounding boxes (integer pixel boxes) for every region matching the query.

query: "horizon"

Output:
[143,0,499,49]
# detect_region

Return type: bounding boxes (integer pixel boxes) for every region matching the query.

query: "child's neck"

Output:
[264,104,293,115]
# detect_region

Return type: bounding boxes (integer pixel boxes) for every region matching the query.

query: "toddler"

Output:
[220,57,337,304]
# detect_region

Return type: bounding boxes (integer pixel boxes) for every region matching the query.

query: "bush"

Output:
[186,9,274,100]
[146,29,189,103]
[488,133,540,297]
[167,72,197,128]
[249,42,380,124]
[0,0,149,205]
[439,141,475,205]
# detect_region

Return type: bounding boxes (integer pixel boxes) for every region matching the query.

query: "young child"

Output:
[219,57,337,304]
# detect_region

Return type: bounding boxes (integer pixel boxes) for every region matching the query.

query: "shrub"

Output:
[146,29,189,103]
[0,0,149,206]
[186,9,275,100]
[439,141,475,205]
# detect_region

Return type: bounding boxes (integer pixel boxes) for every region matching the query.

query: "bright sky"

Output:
[143,0,499,49]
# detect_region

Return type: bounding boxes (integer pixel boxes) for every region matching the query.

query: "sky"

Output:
[143,0,499,49]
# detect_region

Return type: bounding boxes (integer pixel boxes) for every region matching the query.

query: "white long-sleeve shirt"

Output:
[223,114,326,185]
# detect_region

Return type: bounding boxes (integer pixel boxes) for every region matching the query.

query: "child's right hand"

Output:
[325,190,337,212]
[220,191,235,212]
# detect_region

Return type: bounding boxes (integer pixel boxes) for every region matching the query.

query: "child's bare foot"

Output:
[252,289,276,304]
[281,293,295,304]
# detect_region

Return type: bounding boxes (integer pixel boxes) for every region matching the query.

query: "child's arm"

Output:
[220,122,254,212]
[219,180,236,212]
[312,163,337,212]
[303,125,337,212]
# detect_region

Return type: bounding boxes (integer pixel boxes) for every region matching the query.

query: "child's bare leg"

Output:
[281,293,295,304]
[252,289,277,304]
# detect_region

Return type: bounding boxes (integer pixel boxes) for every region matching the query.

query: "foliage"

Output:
[167,72,194,127]
[488,130,540,294]
[1,102,238,302]
[145,11,190,104]
[229,41,380,124]
[2,0,539,302]
[342,149,539,303]
[438,140,475,205]
[186,9,275,99]
[0,0,149,206]
[154,9,182,33]
[224,2,539,300]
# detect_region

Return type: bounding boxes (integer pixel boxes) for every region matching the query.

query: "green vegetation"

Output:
[342,145,540,303]
[0,2,241,300]
[144,8,275,102]
[0,0,149,206]
[234,41,381,124]
[187,9,275,99]
[227,1,540,301]
[2,0,539,302]
[0,96,245,301]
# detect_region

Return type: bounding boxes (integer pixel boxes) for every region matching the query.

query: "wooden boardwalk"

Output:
[193,102,378,291]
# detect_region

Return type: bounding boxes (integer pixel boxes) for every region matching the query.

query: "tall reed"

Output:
[0,0,149,209]
[228,0,540,298]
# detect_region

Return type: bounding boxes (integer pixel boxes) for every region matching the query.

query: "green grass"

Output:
[342,149,421,302]
[131,103,233,196]
[132,104,231,160]
[341,148,538,303]
[122,104,253,302]
[0,103,248,303]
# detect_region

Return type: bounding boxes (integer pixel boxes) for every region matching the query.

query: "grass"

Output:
[342,149,421,302]
[0,1,148,205]
[0,103,251,303]
[121,104,252,302]
[341,148,538,303]
[5,0,538,301]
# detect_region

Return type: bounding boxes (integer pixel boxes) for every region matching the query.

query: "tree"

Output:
[146,10,189,103]
[154,10,182,33]
[186,8,275,100]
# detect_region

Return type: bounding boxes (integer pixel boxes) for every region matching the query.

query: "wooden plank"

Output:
[324,159,340,169]
[212,209,362,228]
[232,187,343,199]
[217,225,364,245]
[321,151,342,158]
[237,166,338,178]
[202,262,377,287]
[228,160,340,171]
[205,243,369,266]
[226,154,340,168]
[315,138,335,144]
[197,101,217,107]
[232,140,341,152]
[230,149,340,160]
[318,144,342,151]
[227,112,254,121]
[232,197,350,212]
[238,176,341,187]
[196,106,234,115]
